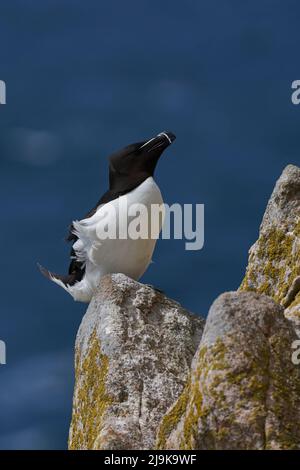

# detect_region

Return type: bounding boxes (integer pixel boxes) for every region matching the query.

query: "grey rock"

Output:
[68,273,204,450]
[157,291,300,450]
[240,164,300,324]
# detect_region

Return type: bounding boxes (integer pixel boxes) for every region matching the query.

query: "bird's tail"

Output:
[37,263,93,302]
[37,263,77,288]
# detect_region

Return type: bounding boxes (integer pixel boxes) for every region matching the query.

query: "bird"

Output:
[38,131,176,302]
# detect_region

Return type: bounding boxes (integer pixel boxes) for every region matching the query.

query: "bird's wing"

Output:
[66,189,119,242]
[71,202,113,267]
[66,182,142,243]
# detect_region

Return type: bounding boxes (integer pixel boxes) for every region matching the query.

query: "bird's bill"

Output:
[139,131,176,152]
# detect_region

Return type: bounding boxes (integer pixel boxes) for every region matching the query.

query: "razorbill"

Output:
[39,131,176,302]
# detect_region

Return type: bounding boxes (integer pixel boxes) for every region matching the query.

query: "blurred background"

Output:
[0,0,300,449]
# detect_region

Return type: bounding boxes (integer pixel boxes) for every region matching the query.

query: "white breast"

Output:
[69,177,164,301]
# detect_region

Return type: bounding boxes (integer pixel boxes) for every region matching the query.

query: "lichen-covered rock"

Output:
[240,165,300,324]
[68,274,204,450]
[157,291,300,450]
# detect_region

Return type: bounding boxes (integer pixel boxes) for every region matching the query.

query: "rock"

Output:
[240,165,300,324]
[68,165,300,451]
[157,291,300,450]
[68,273,204,450]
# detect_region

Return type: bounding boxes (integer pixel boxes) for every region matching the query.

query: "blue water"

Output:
[0,0,299,449]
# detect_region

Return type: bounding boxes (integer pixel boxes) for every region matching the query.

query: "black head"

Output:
[108,131,176,192]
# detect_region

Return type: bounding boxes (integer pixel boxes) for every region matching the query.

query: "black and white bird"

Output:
[39,131,176,302]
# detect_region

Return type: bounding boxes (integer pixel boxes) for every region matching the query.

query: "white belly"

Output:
[70,177,164,301]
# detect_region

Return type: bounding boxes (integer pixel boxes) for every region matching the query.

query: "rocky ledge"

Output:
[69,164,300,450]
[68,274,204,450]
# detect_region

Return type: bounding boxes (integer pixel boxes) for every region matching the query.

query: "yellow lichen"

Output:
[156,378,191,449]
[240,220,300,308]
[68,330,113,450]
